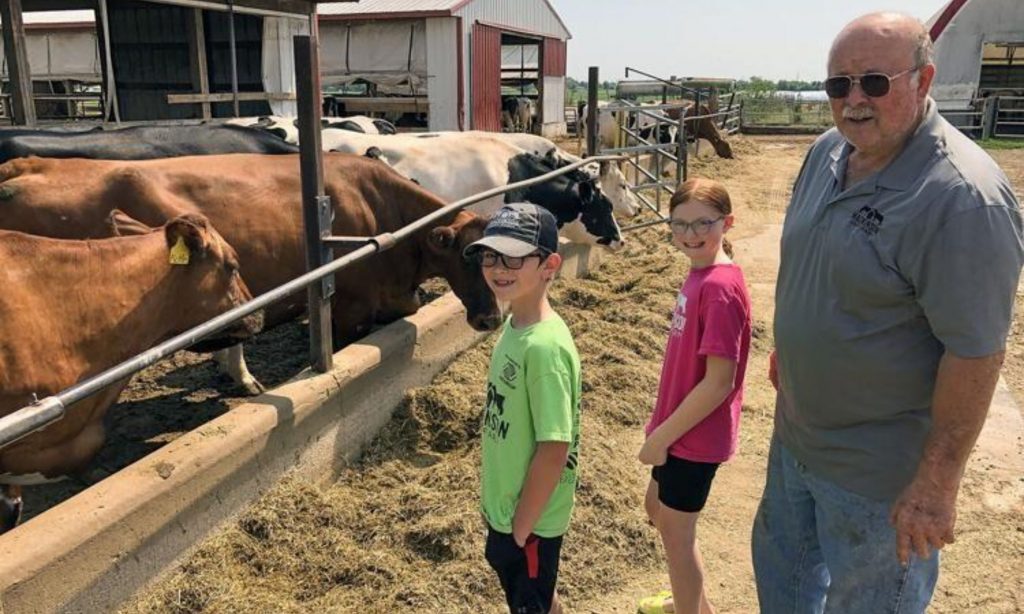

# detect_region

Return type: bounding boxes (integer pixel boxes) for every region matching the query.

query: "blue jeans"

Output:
[751,436,939,613]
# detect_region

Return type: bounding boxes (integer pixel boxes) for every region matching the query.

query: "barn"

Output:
[0,14,98,120]
[317,0,571,135]
[928,0,1024,108]
[0,0,347,125]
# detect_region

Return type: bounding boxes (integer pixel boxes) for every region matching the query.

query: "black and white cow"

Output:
[224,115,397,145]
[357,130,640,220]
[0,123,298,164]
[501,96,537,133]
[321,130,624,249]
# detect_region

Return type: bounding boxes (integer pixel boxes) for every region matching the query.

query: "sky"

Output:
[553,0,948,82]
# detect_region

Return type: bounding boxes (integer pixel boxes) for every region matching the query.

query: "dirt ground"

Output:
[121,135,1024,613]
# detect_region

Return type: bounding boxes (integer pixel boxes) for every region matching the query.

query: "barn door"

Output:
[471,23,502,131]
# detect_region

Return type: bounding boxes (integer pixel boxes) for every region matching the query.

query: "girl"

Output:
[638,178,752,614]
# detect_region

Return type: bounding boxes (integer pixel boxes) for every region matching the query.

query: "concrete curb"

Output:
[0,240,604,614]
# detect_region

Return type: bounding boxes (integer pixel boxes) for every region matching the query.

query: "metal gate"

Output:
[994,95,1024,138]
[582,66,741,232]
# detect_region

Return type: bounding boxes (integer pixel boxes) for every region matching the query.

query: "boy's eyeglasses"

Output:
[475,249,546,270]
[669,217,724,236]
[824,66,919,99]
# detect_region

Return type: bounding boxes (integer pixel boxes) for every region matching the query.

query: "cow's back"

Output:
[0,124,298,164]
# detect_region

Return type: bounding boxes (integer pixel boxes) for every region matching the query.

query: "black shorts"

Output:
[651,455,720,513]
[484,528,563,613]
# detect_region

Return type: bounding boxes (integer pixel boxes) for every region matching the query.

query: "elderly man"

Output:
[753,12,1024,613]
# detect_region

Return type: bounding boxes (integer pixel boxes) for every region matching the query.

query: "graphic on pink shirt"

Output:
[646,264,752,463]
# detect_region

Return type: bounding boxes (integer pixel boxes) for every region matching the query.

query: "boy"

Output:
[464,203,582,614]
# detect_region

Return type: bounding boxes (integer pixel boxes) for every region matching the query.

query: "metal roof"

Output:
[319,0,466,17]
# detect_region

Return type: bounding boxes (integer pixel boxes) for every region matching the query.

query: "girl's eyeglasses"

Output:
[824,66,919,99]
[669,217,724,236]
[475,249,546,270]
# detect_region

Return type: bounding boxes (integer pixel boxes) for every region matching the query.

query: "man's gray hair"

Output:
[914,28,935,67]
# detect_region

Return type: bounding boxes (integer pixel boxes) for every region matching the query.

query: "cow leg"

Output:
[0,484,23,533]
[215,345,265,395]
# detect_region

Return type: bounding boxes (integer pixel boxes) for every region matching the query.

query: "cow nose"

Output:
[600,238,626,252]
[471,311,503,332]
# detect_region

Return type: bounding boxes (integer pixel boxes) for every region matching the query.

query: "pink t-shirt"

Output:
[646,263,751,463]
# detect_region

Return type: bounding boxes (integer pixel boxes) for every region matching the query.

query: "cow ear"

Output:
[598,160,609,176]
[165,214,212,262]
[428,226,457,252]
[108,209,153,236]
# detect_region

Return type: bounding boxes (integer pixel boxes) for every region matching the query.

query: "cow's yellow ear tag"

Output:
[169,236,190,265]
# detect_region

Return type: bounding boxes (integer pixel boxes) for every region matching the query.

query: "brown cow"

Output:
[665,101,734,159]
[0,213,262,532]
[0,153,502,392]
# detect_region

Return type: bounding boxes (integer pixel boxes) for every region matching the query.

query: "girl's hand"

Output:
[769,350,779,391]
[638,433,668,466]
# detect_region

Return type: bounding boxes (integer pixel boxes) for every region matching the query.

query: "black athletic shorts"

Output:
[484,528,564,614]
[651,454,720,513]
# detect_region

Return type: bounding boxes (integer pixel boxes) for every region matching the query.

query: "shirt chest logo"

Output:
[850,205,884,236]
[500,356,520,388]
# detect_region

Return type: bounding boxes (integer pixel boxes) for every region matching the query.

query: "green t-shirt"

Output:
[480,313,582,538]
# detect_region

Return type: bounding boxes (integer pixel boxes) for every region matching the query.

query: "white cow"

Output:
[321,130,625,249]
[390,130,640,219]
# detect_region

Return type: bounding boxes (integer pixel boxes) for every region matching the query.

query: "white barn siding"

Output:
[454,0,569,39]
[262,16,310,116]
[932,0,1024,107]
[542,76,565,137]
[425,17,459,130]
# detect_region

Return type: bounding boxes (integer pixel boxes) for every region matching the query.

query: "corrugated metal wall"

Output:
[541,76,565,137]
[471,22,501,131]
[107,0,269,120]
[454,0,570,41]
[543,37,566,77]
[456,0,568,130]
[426,17,459,130]
[932,0,1024,107]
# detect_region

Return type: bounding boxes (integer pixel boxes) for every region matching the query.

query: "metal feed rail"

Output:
[0,154,624,451]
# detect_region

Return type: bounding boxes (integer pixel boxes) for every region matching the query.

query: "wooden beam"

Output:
[166,92,297,104]
[186,8,212,120]
[324,96,429,114]
[0,0,37,125]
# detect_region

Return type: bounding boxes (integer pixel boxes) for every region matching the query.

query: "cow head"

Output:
[506,153,625,251]
[141,212,263,349]
[426,213,502,332]
[596,160,640,217]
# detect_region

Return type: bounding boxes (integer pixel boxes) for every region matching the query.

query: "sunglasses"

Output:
[669,216,724,236]
[824,66,919,99]
[475,249,546,270]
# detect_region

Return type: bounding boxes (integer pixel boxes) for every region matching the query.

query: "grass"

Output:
[979,137,1024,150]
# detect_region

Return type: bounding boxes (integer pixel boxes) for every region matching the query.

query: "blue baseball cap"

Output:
[463,202,559,258]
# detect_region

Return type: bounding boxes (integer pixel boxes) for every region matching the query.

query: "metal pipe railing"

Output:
[0,153,624,451]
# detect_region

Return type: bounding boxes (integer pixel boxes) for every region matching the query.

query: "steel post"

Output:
[295,32,334,373]
[587,66,599,156]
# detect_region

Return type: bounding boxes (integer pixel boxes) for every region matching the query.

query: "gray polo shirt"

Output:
[774,99,1024,501]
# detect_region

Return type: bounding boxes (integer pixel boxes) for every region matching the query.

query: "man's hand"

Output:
[769,350,779,391]
[890,475,958,566]
[638,431,669,466]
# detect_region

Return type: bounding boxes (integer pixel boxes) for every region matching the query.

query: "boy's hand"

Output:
[512,523,531,548]
[638,432,668,466]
